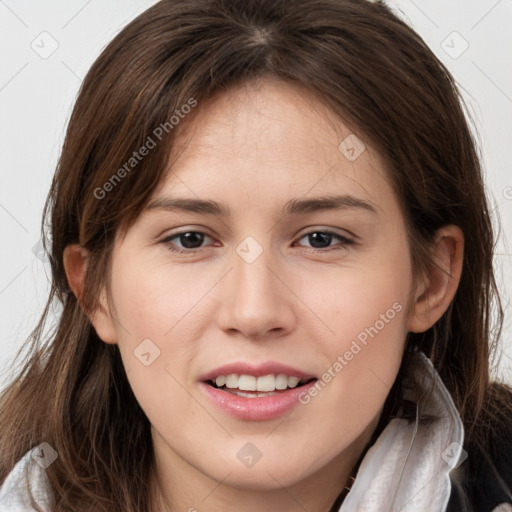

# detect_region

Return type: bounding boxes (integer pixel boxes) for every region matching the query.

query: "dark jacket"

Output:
[447,385,512,512]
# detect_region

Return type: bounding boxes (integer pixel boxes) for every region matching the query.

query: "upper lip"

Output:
[199,362,317,382]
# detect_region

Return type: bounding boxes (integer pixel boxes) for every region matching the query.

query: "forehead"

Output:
[157,79,391,204]
[174,78,353,161]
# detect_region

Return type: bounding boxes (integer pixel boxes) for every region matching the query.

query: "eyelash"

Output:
[159,229,355,255]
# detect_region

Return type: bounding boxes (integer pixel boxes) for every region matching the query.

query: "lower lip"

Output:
[199,380,317,421]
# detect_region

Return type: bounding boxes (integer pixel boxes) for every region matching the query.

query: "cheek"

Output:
[313,247,412,351]
[107,259,205,398]
[109,256,212,341]
[298,245,411,424]
[109,253,230,394]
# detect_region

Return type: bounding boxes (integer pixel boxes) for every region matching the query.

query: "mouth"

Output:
[199,362,319,420]
[199,364,319,421]
[206,373,317,398]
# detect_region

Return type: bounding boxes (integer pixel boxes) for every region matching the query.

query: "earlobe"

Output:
[407,225,464,333]
[63,244,118,344]
[89,287,119,345]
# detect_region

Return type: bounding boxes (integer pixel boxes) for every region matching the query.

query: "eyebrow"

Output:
[143,194,378,217]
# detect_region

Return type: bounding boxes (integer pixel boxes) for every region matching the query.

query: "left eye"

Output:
[295,230,355,252]
[160,229,354,254]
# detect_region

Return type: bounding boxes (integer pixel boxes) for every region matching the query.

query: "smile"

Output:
[209,373,315,396]
[199,363,318,421]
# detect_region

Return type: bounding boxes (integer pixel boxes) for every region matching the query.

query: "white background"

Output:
[1,0,511,389]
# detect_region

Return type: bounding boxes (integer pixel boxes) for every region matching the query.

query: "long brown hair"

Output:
[1,0,509,510]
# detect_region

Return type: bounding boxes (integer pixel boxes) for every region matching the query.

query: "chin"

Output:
[201,452,321,491]
[216,469,304,491]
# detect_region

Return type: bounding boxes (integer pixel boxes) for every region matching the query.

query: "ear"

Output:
[407,225,464,333]
[63,244,118,344]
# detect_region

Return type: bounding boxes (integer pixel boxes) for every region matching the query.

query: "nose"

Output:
[216,246,297,340]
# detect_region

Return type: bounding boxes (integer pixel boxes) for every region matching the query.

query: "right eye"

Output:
[160,231,217,254]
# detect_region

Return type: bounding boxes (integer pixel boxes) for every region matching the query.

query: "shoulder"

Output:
[447,383,512,512]
[0,448,53,512]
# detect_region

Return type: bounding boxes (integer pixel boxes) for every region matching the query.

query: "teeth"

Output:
[212,373,308,392]
[238,375,256,391]
[227,389,280,398]
[287,376,300,388]
[275,374,288,390]
[257,375,276,392]
[226,374,238,388]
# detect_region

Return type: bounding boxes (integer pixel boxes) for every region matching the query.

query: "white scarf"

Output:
[339,350,465,512]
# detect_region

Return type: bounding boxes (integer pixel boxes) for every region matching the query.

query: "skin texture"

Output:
[64,78,464,512]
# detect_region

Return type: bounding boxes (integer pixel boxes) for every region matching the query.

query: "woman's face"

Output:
[99,79,417,495]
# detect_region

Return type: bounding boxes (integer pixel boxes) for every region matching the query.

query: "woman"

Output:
[1,0,511,510]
